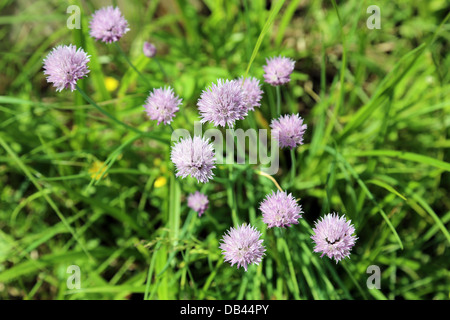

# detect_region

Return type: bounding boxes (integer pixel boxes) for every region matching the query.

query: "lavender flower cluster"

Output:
[42,6,357,274]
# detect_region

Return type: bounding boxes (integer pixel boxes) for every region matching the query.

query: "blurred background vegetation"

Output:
[0,0,449,299]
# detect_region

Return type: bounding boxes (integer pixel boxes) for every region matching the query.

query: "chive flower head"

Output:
[43,44,90,92]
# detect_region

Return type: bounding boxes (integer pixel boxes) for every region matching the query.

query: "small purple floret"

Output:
[143,86,182,125]
[237,76,264,112]
[220,224,266,271]
[270,113,307,149]
[197,79,247,128]
[187,191,209,217]
[89,6,130,43]
[143,42,157,58]
[260,190,303,228]
[311,213,358,263]
[171,136,216,183]
[43,44,90,92]
[263,56,295,86]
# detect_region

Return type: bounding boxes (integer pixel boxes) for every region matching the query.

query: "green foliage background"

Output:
[0,0,449,299]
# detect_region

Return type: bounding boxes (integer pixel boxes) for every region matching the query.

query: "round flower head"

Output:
[143,42,157,58]
[197,79,247,128]
[238,76,264,112]
[143,86,182,125]
[270,113,307,149]
[260,190,303,228]
[171,136,216,183]
[187,191,209,217]
[43,44,90,92]
[263,55,295,86]
[311,213,358,263]
[89,6,130,43]
[220,224,266,271]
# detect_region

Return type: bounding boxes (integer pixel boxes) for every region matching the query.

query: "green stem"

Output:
[76,85,141,133]
[115,42,152,87]
[242,0,252,61]
[276,85,281,116]
[279,236,301,299]
[227,128,239,226]
[0,135,93,261]
[154,57,169,82]
[144,230,166,300]
[228,166,239,227]
[290,148,296,185]
[323,0,346,142]
[76,85,169,144]
[180,106,190,124]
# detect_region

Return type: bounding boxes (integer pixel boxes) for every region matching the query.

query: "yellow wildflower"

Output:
[88,161,108,180]
[154,176,167,188]
[105,76,119,92]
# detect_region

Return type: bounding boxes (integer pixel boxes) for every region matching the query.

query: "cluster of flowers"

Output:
[172,58,357,269]
[42,6,357,272]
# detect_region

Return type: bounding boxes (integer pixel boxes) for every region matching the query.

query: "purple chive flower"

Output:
[260,190,303,228]
[43,44,90,92]
[270,113,307,149]
[143,86,182,125]
[263,55,295,86]
[238,76,264,112]
[187,191,209,217]
[311,213,358,263]
[171,136,216,183]
[197,79,247,128]
[89,6,130,43]
[220,224,266,271]
[143,41,157,58]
